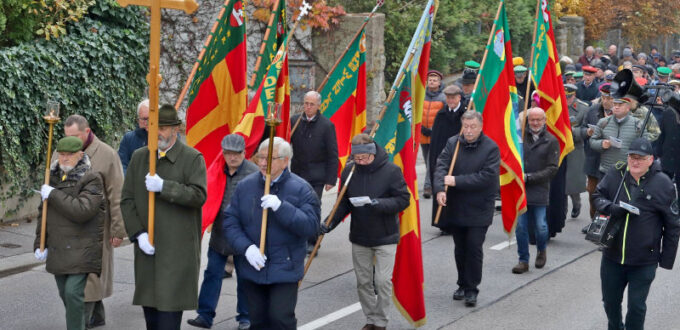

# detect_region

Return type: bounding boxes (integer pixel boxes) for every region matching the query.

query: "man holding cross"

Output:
[121,105,207,330]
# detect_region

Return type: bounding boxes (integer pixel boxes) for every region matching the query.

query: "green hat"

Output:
[158,104,182,126]
[573,71,583,78]
[564,71,575,76]
[657,66,672,76]
[56,136,83,153]
[464,60,481,69]
[514,65,528,73]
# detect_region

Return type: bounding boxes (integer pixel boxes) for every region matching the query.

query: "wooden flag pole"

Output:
[259,103,281,254]
[117,0,199,245]
[521,0,541,140]
[174,0,233,110]
[290,1,383,136]
[249,0,283,89]
[300,48,416,286]
[39,111,60,252]
[434,0,503,225]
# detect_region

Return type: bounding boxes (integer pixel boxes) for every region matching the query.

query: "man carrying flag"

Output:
[321,133,410,330]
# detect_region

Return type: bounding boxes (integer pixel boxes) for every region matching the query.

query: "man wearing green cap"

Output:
[34,136,105,330]
[514,65,534,107]
[121,104,207,330]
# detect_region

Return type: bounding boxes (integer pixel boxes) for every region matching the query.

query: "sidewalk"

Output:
[0,220,43,277]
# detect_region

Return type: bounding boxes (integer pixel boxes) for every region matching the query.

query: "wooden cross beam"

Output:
[117,0,198,246]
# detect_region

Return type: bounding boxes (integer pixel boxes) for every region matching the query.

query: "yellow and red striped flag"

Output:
[185,0,247,163]
[530,0,573,164]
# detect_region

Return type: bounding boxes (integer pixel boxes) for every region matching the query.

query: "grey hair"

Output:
[527,107,546,118]
[64,114,89,130]
[461,110,483,124]
[137,99,149,116]
[304,90,321,104]
[258,136,293,159]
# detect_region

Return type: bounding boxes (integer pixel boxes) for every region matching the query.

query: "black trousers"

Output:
[242,280,298,330]
[600,257,657,330]
[142,306,182,330]
[449,225,489,294]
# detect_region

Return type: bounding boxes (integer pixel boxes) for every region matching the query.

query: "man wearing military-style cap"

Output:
[514,65,534,105]
[656,66,672,84]
[121,104,208,329]
[188,134,258,329]
[34,136,105,330]
[573,71,584,84]
[671,50,680,65]
[564,84,589,218]
[576,66,600,102]
[564,70,576,85]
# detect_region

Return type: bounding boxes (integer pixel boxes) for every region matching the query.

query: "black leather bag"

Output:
[585,213,622,248]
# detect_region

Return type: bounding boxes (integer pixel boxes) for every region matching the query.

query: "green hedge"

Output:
[0,2,148,217]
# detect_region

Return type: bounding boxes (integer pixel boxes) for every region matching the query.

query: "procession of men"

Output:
[17,0,680,328]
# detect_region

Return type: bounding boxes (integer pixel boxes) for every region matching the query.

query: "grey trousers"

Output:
[351,243,397,328]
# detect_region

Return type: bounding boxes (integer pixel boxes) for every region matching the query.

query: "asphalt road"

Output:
[2,160,680,330]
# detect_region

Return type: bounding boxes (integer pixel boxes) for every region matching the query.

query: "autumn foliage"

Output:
[554,0,680,46]
[250,0,346,30]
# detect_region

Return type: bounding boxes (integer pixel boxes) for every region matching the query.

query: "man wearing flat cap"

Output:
[576,66,601,102]
[594,137,679,330]
[121,104,207,330]
[34,136,105,330]
[420,70,447,199]
[187,134,258,329]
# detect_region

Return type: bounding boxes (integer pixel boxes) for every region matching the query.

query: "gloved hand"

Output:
[137,232,155,255]
[319,223,331,235]
[261,194,282,211]
[610,204,629,219]
[245,244,267,271]
[40,184,55,201]
[34,248,48,261]
[370,199,379,206]
[420,126,432,137]
[145,173,164,192]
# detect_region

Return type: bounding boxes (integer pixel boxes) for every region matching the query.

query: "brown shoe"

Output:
[512,262,529,274]
[361,325,375,330]
[535,250,546,269]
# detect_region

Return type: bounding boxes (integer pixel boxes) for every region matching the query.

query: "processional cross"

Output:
[117,0,199,245]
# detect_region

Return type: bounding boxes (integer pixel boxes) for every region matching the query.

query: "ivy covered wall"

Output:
[0,1,148,218]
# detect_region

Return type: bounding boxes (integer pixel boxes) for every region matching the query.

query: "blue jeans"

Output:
[515,205,548,263]
[196,247,249,325]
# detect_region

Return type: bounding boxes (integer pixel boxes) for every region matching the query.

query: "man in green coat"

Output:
[121,104,207,330]
[34,136,105,330]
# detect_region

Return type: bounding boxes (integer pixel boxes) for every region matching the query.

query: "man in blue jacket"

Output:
[118,99,149,174]
[223,137,320,329]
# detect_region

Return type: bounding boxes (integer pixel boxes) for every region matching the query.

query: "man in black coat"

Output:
[428,85,467,222]
[593,138,680,330]
[290,90,339,252]
[513,108,559,274]
[322,134,410,330]
[434,111,500,307]
[655,94,680,198]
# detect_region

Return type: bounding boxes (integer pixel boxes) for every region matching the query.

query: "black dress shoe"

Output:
[187,316,211,329]
[464,291,477,307]
[223,271,233,279]
[571,208,581,218]
[452,287,464,301]
[86,319,105,329]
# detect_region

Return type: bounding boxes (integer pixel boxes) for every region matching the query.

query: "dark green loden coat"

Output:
[34,154,105,276]
[121,141,207,312]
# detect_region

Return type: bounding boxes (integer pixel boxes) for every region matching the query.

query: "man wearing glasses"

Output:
[593,137,679,330]
[119,99,149,174]
[321,133,410,330]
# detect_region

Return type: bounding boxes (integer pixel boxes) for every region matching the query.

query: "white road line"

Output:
[298,302,362,330]
[490,239,517,250]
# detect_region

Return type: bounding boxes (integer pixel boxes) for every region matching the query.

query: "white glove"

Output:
[40,184,55,201]
[261,194,282,211]
[137,232,155,255]
[34,248,48,261]
[245,244,267,271]
[145,173,164,192]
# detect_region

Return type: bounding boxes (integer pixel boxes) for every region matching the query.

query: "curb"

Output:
[0,253,43,278]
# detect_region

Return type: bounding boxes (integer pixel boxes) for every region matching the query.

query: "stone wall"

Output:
[311,13,386,127]
[554,15,585,62]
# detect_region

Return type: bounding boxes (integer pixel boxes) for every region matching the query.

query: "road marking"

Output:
[298,302,362,330]
[490,239,517,250]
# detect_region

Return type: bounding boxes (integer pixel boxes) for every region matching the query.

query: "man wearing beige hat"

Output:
[121,104,207,330]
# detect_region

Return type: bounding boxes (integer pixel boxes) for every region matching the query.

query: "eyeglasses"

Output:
[139,117,149,122]
[256,155,285,163]
[353,154,372,161]
[628,155,649,162]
